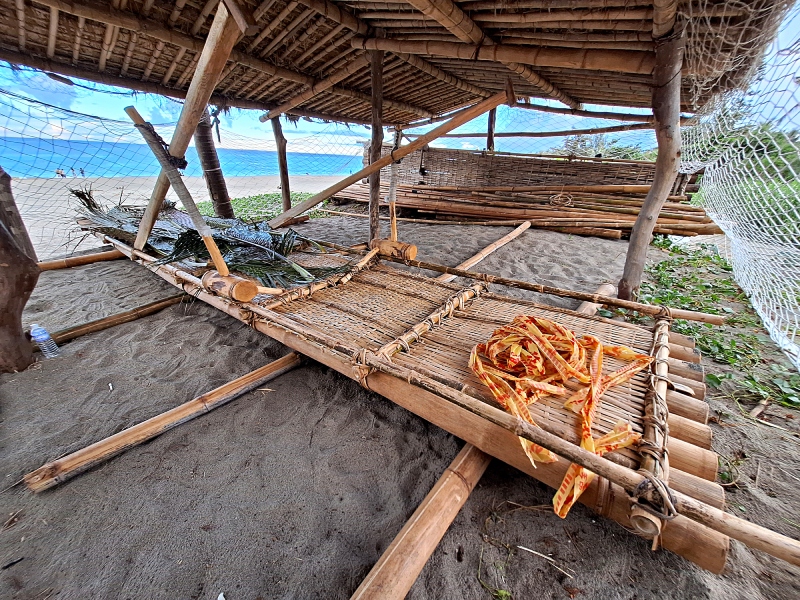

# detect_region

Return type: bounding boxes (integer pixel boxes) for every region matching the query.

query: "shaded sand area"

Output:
[2,220,799,599]
[12,175,343,260]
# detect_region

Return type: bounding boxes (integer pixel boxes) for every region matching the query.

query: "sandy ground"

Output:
[1,220,799,599]
[11,175,343,260]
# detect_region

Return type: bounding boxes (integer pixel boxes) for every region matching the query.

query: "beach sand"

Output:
[1,219,799,599]
[12,175,343,260]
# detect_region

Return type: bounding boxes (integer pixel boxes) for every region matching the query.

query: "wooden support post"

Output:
[369,49,384,242]
[195,108,234,218]
[134,4,241,250]
[0,168,39,373]
[486,107,496,152]
[271,116,292,213]
[351,445,491,599]
[268,90,510,228]
[24,352,303,491]
[618,30,685,300]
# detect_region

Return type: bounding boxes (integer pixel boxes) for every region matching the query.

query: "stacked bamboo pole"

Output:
[332,183,721,238]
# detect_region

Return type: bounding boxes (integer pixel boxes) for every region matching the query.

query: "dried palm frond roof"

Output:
[0,0,790,124]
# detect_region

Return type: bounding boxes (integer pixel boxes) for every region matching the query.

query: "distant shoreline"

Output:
[13,174,346,259]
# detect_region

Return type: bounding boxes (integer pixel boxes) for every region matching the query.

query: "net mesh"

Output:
[680,5,800,367]
[0,82,368,258]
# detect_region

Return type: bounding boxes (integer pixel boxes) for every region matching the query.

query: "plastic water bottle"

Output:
[30,324,60,358]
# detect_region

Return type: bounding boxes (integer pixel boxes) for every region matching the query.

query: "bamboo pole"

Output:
[47,294,186,345]
[436,222,531,283]
[351,37,655,75]
[133,3,241,250]
[271,117,292,212]
[513,102,693,125]
[314,242,726,325]
[618,30,684,300]
[37,249,124,270]
[401,0,580,107]
[125,107,231,277]
[350,444,491,599]
[268,90,510,228]
[261,54,371,120]
[369,49,384,242]
[24,353,303,492]
[318,208,527,227]
[405,122,653,138]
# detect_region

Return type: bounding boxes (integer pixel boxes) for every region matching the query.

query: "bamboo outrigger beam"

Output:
[313,241,726,325]
[24,352,303,492]
[268,90,511,228]
[37,249,124,270]
[133,3,240,250]
[45,293,187,346]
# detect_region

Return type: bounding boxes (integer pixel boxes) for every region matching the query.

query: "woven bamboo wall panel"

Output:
[363,145,657,187]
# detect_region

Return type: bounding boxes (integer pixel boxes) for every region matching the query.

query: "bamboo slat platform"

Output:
[98,233,729,573]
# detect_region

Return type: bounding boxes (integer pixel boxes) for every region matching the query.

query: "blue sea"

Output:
[0,138,365,178]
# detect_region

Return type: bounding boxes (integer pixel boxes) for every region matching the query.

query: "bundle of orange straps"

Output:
[469,316,653,517]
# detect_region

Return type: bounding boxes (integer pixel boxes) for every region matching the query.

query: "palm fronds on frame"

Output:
[72,189,349,288]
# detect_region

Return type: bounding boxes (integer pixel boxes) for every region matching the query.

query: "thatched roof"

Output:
[0,0,788,125]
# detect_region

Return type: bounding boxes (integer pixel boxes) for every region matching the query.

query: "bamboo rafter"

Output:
[402,0,580,107]
[46,6,59,58]
[71,14,84,63]
[15,0,25,50]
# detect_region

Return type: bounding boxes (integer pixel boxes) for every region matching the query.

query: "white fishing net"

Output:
[680,4,800,367]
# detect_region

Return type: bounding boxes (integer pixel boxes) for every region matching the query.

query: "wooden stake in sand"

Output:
[24,352,303,492]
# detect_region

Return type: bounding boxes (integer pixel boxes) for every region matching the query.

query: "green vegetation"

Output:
[599,238,800,409]
[196,191,319,221]
[548,132,657,161]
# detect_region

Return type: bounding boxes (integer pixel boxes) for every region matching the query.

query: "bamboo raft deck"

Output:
[94,232,730,573]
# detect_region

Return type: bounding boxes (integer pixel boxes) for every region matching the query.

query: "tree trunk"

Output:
[486,107,496,151]
[369,49,384,241]
[0,169,40,372]
[271,116,292,212]
[618,29,684,300]
[195,108,234,218]
[0,167,37,261]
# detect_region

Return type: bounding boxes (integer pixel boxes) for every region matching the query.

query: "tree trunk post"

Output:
[271,116,292,213]
[195,108,234,218]
[0,167,37,261]
[486,107,496,151]
[618,28,685,300]
[369,49,384,241]
[0,168,40,373]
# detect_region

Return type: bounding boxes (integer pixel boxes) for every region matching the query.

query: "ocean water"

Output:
[0,138,365,178]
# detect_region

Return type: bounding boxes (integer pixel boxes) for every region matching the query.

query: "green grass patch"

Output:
[197,191,322,221]
[600,237,800,409]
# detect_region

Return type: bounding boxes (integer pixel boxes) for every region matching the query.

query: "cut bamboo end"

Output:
[201,270,258,302]
[37,249,125,270]
[669,343,702,364]
[369,238,418,261]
